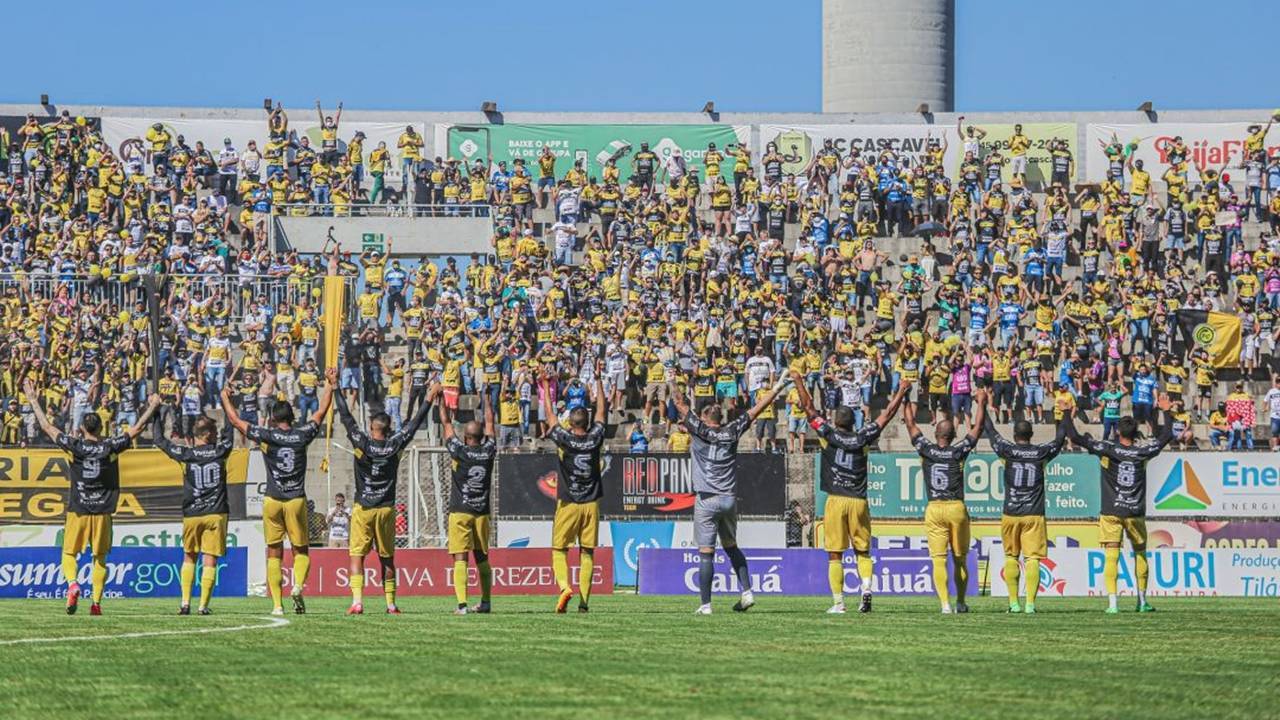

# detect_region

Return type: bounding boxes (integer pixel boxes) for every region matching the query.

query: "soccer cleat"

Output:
[346,603,364,616]
[858,593,872,614]
[291,592,306,615]
[940,605,953,614]
[198,607,212,616]
[472,601,492,614]
[1104,606,1119,615]
[1008,602,1022,614]
[554,589,574,614]
[271,607,285,616]
[89,603,102,616]
[66,583,81,615]
[732,591,755,613]
[454,606,469,616]
[826,602,847,614]
[1137,601,1156,613]
[955,602,970,614]
[178,605,191,616]
[694,604,713,615]
[1024,603,1036,614]
[577,602,589,614]
[386,605,401,615]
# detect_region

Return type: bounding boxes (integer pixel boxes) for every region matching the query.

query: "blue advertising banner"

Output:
[636,547,978,597]
[0,547,249,599]
[609,521,676,586]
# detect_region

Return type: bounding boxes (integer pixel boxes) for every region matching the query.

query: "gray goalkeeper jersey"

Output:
[682,411,751,496]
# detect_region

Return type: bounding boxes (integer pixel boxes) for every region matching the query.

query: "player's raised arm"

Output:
[219,383,250,437]
[790,369,817,418]
[593,359,606,426]
[440,401,455,443]
[746,373,789,424]
[330,370,363,441]
[667,379,690,419]
[903,382,922,441]
[126,394,163,440]
[482,386,496,439]
[311,371,336,425]
[875,383,909,428]
[1150,393,1176,451]
[966,388,988,442]
[401,381,441,441]
[22,379,60,441]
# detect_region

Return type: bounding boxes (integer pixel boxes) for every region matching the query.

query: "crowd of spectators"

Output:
[2,105,1280,455]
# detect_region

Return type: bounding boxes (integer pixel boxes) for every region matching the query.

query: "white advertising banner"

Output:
[101,117,425,186]
[1085,122,1279,183]
[989,547,1280,598]
[757,124,960,178]
[1146,453,1280,518]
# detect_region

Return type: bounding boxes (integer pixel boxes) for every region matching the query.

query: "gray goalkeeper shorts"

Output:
[694,493,738,549]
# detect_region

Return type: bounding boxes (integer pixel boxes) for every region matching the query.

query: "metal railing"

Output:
[274,203,492,218]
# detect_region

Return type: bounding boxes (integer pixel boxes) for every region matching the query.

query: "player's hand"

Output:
[220,383,232,399]
[21,378,36,397]
[788,369,803,384]
[147,394,162,410]
[325,368,338,385]
[1156,393,1171,413]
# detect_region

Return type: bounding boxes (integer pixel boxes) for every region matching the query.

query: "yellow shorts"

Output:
[182,514,229,557]
[63,512,112,557]
[447,512,491,555]
[551,500,599,549]
[823,495,872,553]
[925,500,970,557]
[1000,514,1047,559]
[263,497,309,548]
[1099,515,1148,548]
[350,504,396,558]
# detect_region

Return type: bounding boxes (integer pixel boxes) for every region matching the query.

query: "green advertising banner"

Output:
[440,124,750,182]
[967,122,1078,186]
[815,452,1100,520]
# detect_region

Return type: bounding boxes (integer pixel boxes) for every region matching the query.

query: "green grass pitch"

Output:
[1,596,1276,719]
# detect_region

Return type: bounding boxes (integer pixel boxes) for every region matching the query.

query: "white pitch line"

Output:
[0,615,290,646]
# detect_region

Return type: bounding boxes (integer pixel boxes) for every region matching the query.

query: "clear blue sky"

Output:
[5,0,1276,113]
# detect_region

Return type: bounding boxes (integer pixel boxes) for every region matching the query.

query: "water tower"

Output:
[822,0,955,113]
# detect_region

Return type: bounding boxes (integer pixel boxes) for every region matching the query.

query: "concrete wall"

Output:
[273,215,492,255]
[823,0,955,113]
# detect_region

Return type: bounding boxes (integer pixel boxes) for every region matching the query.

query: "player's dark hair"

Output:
[369,413,391,435]
[1013,420,1033,442]
[81,413,102,436]
[702,404,723,424]
[569,407,589,429]
[193,416,217,443]
[832,406,853,430]
[271,400,295,424]
[1118,416,1138,440]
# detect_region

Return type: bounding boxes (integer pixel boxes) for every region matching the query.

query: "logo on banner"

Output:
[610,521,675,586]
[1155,460,1212,511]
[619,457,695,512]
[1034,558,1068,595]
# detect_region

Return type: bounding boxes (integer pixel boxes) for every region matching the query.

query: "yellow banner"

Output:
[1204,312,1243,369]
[321,275,346,370]
[967,123,1078,186]
[0,448,249,488]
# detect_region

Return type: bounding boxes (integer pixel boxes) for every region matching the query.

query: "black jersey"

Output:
[335,392,432,509]
[55,432,131,515]
[248,421,320,500]
[912,434,977,502]
[446,436,497,515]
[548,423,606,503]
[814,418,883,499]
[985,419,1066,517]
[154,422,235,517]
[1071,422,1173,518]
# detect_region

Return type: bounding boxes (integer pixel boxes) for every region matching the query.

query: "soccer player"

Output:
[23,379,161,616]
[983,410,1067,614]
[442,390,497,615]
[542,365,606,613]
[903,385,986,614]
[1065,395,1173,614]
[333,369,438,615]
[153,414,236,615]
[669,374,789,615]
[792,371,907,614]
[221,373,334,616]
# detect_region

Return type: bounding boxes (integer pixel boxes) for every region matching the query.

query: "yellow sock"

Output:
[931,556,950,606]
[551,549,570,594]
[61,553,79,587]
[1004,556,1021,604]
[350,570,364,604]
[292,553,311,593]
[855,553,874,593]
[579,552,594,605]
[1104,547,1120,595]
[1024,558,1041,604]
[478,561,492,602]
[828,558,844,602]
[267,557,283,609]
[199,564,216,609]
[383,578,396,608]
[91,556,107,604]
[953,555,968,604]
[1134,551,1149,593]
[453,560,468,605]
[180,560,196,607]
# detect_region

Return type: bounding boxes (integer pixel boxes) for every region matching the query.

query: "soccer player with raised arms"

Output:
[903,385,986,614]
[153,414,236,616]
[442,389,497,615]
[542,363,606,613]
[24,379,161,616]
[791,370,908,614]
[221,372,334,616]
[1065,395,1173,613]
[983,409,1068,614]
[332,368,438,615]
